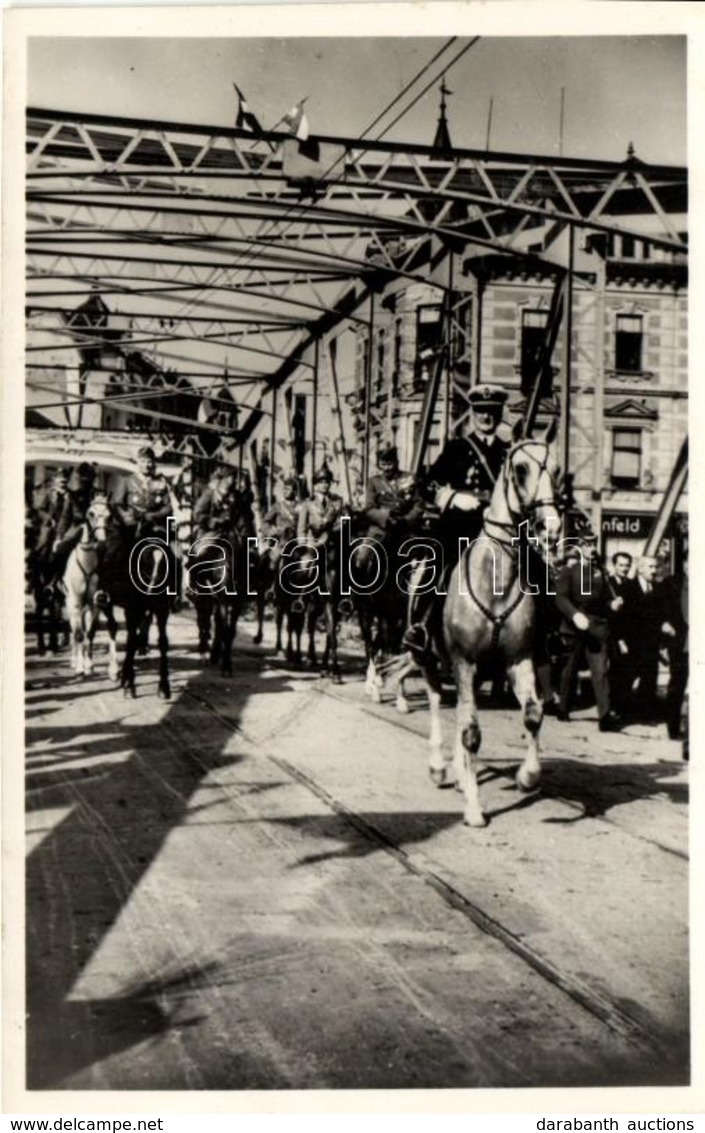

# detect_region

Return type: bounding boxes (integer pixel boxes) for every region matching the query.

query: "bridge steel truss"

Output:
[26,106,688,503]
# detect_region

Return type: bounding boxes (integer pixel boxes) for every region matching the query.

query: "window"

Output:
[611,428,642,489]
[520,309,549,396]
[415,304,443,387]
[615,314,643,373]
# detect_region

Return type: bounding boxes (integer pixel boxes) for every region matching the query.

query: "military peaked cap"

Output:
[377,444,399,463]
[313,464,334,484]
[468,384,508,410]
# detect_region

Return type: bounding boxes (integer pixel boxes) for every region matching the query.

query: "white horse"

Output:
[420,440,560,827]
[64,494,118,680]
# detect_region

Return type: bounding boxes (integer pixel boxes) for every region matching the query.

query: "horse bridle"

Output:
[465,442,558,648]
[482,441,557,552]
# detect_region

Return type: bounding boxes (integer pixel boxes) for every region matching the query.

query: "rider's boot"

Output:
[402,562,434,657]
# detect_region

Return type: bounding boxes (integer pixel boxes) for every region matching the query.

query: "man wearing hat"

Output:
[364,445,422,543]
[192,466,243,543]
[263,475,301,566]
[297,464,344,547]
[404,384,511,653]
[114,446,173,540]
[555,532,623,731]
[32,469,72,584]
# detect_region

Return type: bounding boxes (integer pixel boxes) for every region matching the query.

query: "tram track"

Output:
[310,678,689,863]
[181,677,683,1066]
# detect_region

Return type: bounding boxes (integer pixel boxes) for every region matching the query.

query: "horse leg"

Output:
[120,609,138,698]
[219,600,235,677]
[395,656,418,714]
[82,605,95,676]
[453,654,486,827]
[327,604,342,684]
[253,587,265,647]
[106,603,119,682]
[67,597,83,674]
[423,662,452,788]
[507,656,542,792]
[276,604,285,655]
[156,606,171,699]
[35,587,47,655]
[306,605,317,669]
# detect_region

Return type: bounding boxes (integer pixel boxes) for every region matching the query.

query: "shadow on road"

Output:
[24,632,292,1089]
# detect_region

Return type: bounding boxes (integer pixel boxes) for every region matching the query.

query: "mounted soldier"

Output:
[263,475,301,566]
[403,383,511,655]
[51,463,97,566]
[113,446,173,541]
[363,444,423,545]
[192,466,245,544]
[296,463,344,548]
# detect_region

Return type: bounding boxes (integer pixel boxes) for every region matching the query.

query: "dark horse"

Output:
[26,509,68,655]
[283,528,351,682]
[101,511,176,698]
[418,439,560,827]
[189,525,248,677]
[252,544,308,664]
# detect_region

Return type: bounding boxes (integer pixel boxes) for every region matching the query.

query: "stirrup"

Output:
[402,622,430,655]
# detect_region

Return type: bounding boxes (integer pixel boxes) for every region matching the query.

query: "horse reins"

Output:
[464,442,556,651]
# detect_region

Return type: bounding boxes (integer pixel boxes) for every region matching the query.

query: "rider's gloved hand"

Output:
[450,492,482,513]
[572,612,590,632]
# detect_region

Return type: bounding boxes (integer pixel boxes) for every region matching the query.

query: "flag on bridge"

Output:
[233,83,263,134]
[283,99,310,142]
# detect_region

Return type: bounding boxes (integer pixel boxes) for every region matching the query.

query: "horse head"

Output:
[84,493,111,544]
[493,440,561,558]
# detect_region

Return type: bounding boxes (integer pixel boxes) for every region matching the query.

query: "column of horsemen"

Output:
[26,383,687,738]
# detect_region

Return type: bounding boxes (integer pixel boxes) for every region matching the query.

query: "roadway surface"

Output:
[24,609,689,1092]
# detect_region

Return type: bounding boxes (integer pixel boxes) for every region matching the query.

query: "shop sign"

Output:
[601,513,654,538]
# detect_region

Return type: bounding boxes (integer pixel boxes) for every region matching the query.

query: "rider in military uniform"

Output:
[114,446,173,541]
[192,467,243,543]
[263,475,301,565]
[32,469,72,585]
[404,383,510,654]
[364,444,423,543]
[296,464,344,547]
[53,463,97,560]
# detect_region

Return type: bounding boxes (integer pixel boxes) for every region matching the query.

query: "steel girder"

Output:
[26,107,688,448]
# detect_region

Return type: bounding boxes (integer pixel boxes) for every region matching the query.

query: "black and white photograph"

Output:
[2,3,699,1108]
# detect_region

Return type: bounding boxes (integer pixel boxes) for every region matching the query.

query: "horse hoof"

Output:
[396,697,409,714]
[463,810,488,828]
[253,633,263,646]
[332,673,343,686]
[123,687,136,699]
[430,767,455,789]
[158,685,171,700]
[516,767,541,793]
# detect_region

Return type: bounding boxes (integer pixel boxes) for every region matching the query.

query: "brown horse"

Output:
[420,439,560,827]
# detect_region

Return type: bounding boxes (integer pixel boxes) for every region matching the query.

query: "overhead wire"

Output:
[28,37,483,430]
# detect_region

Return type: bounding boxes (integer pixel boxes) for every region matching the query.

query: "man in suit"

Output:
[555,533,623,731]
[607,551,639,718]
[629,555,664,722]
[657,559,688,741]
